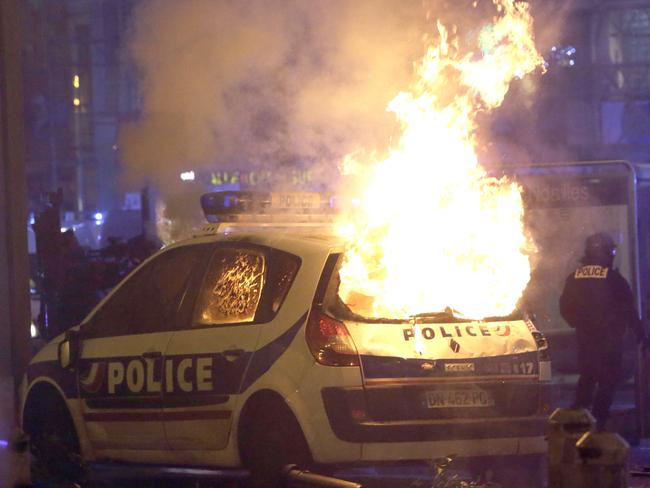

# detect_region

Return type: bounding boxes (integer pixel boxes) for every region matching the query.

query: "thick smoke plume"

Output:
[120,0,436,191]
[119,0,572,241]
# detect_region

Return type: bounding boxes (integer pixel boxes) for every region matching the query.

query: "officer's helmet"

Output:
[585,232,617,261]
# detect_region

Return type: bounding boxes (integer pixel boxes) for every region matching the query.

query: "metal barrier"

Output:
[283,465,362,488]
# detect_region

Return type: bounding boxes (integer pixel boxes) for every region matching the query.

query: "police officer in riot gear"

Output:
[560,232,645,431]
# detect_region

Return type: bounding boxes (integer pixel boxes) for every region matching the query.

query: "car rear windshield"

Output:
[322,253,520,324]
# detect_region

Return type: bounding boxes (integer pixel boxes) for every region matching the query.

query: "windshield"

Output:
[323,254,521,323]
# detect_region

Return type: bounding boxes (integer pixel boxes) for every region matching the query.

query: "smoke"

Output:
[119,0,437,192]
[118,0,575,242]
[478,0,583,167]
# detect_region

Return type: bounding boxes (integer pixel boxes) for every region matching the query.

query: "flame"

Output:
[337,0,543,320]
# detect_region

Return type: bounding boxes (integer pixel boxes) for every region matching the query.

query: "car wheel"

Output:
[240,399,312,487]
[26,391,84,486]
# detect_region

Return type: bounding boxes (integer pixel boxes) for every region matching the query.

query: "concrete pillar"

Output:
[0,0,31,424]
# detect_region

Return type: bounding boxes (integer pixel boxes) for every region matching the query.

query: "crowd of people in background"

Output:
[32,190,159,340]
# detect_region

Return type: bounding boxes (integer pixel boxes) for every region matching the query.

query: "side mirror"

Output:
[58,329,80,369]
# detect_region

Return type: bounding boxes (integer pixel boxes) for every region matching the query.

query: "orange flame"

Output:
[337,0,543,320]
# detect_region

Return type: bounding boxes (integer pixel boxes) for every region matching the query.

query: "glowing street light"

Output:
[180,170,195,181]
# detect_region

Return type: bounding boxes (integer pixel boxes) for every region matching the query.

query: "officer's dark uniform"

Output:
[559,232,644,430]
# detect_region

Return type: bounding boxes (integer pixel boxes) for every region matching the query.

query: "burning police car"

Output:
[19,191,551,485]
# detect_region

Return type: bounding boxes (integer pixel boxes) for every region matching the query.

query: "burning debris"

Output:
[336,0,545,320]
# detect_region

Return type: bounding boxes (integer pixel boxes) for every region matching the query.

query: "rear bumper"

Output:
[322,385,550,444]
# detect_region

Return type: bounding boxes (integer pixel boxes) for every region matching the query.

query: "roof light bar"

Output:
[200,191,337,224]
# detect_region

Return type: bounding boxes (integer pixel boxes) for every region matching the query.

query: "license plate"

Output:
[425,388,495,408]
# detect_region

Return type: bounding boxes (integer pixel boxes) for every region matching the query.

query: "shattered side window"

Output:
[269,251,300,314]
[194,248,266,325]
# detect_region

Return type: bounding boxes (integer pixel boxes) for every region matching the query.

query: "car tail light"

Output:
[306,309,359,366]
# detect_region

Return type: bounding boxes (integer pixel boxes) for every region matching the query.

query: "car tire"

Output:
[239,398,312,487]
[25,389,84,486]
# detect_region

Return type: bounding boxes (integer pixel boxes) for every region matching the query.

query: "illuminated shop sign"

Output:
[209,169,313,187]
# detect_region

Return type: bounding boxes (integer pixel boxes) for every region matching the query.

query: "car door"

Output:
[162,244,301,450]
[77,244,211,451]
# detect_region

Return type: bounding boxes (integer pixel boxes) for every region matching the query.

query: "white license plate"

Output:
[425,388,495,408]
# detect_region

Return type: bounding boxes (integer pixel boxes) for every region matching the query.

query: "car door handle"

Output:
[142,350,162,359]
[223,349,245,359]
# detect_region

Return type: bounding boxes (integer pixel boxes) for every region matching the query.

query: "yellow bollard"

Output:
[547,408,595,488]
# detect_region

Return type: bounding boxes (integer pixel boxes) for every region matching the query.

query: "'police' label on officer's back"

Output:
[575,265,609,279]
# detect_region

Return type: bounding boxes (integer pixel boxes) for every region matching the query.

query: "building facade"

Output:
[22,0,139,217]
